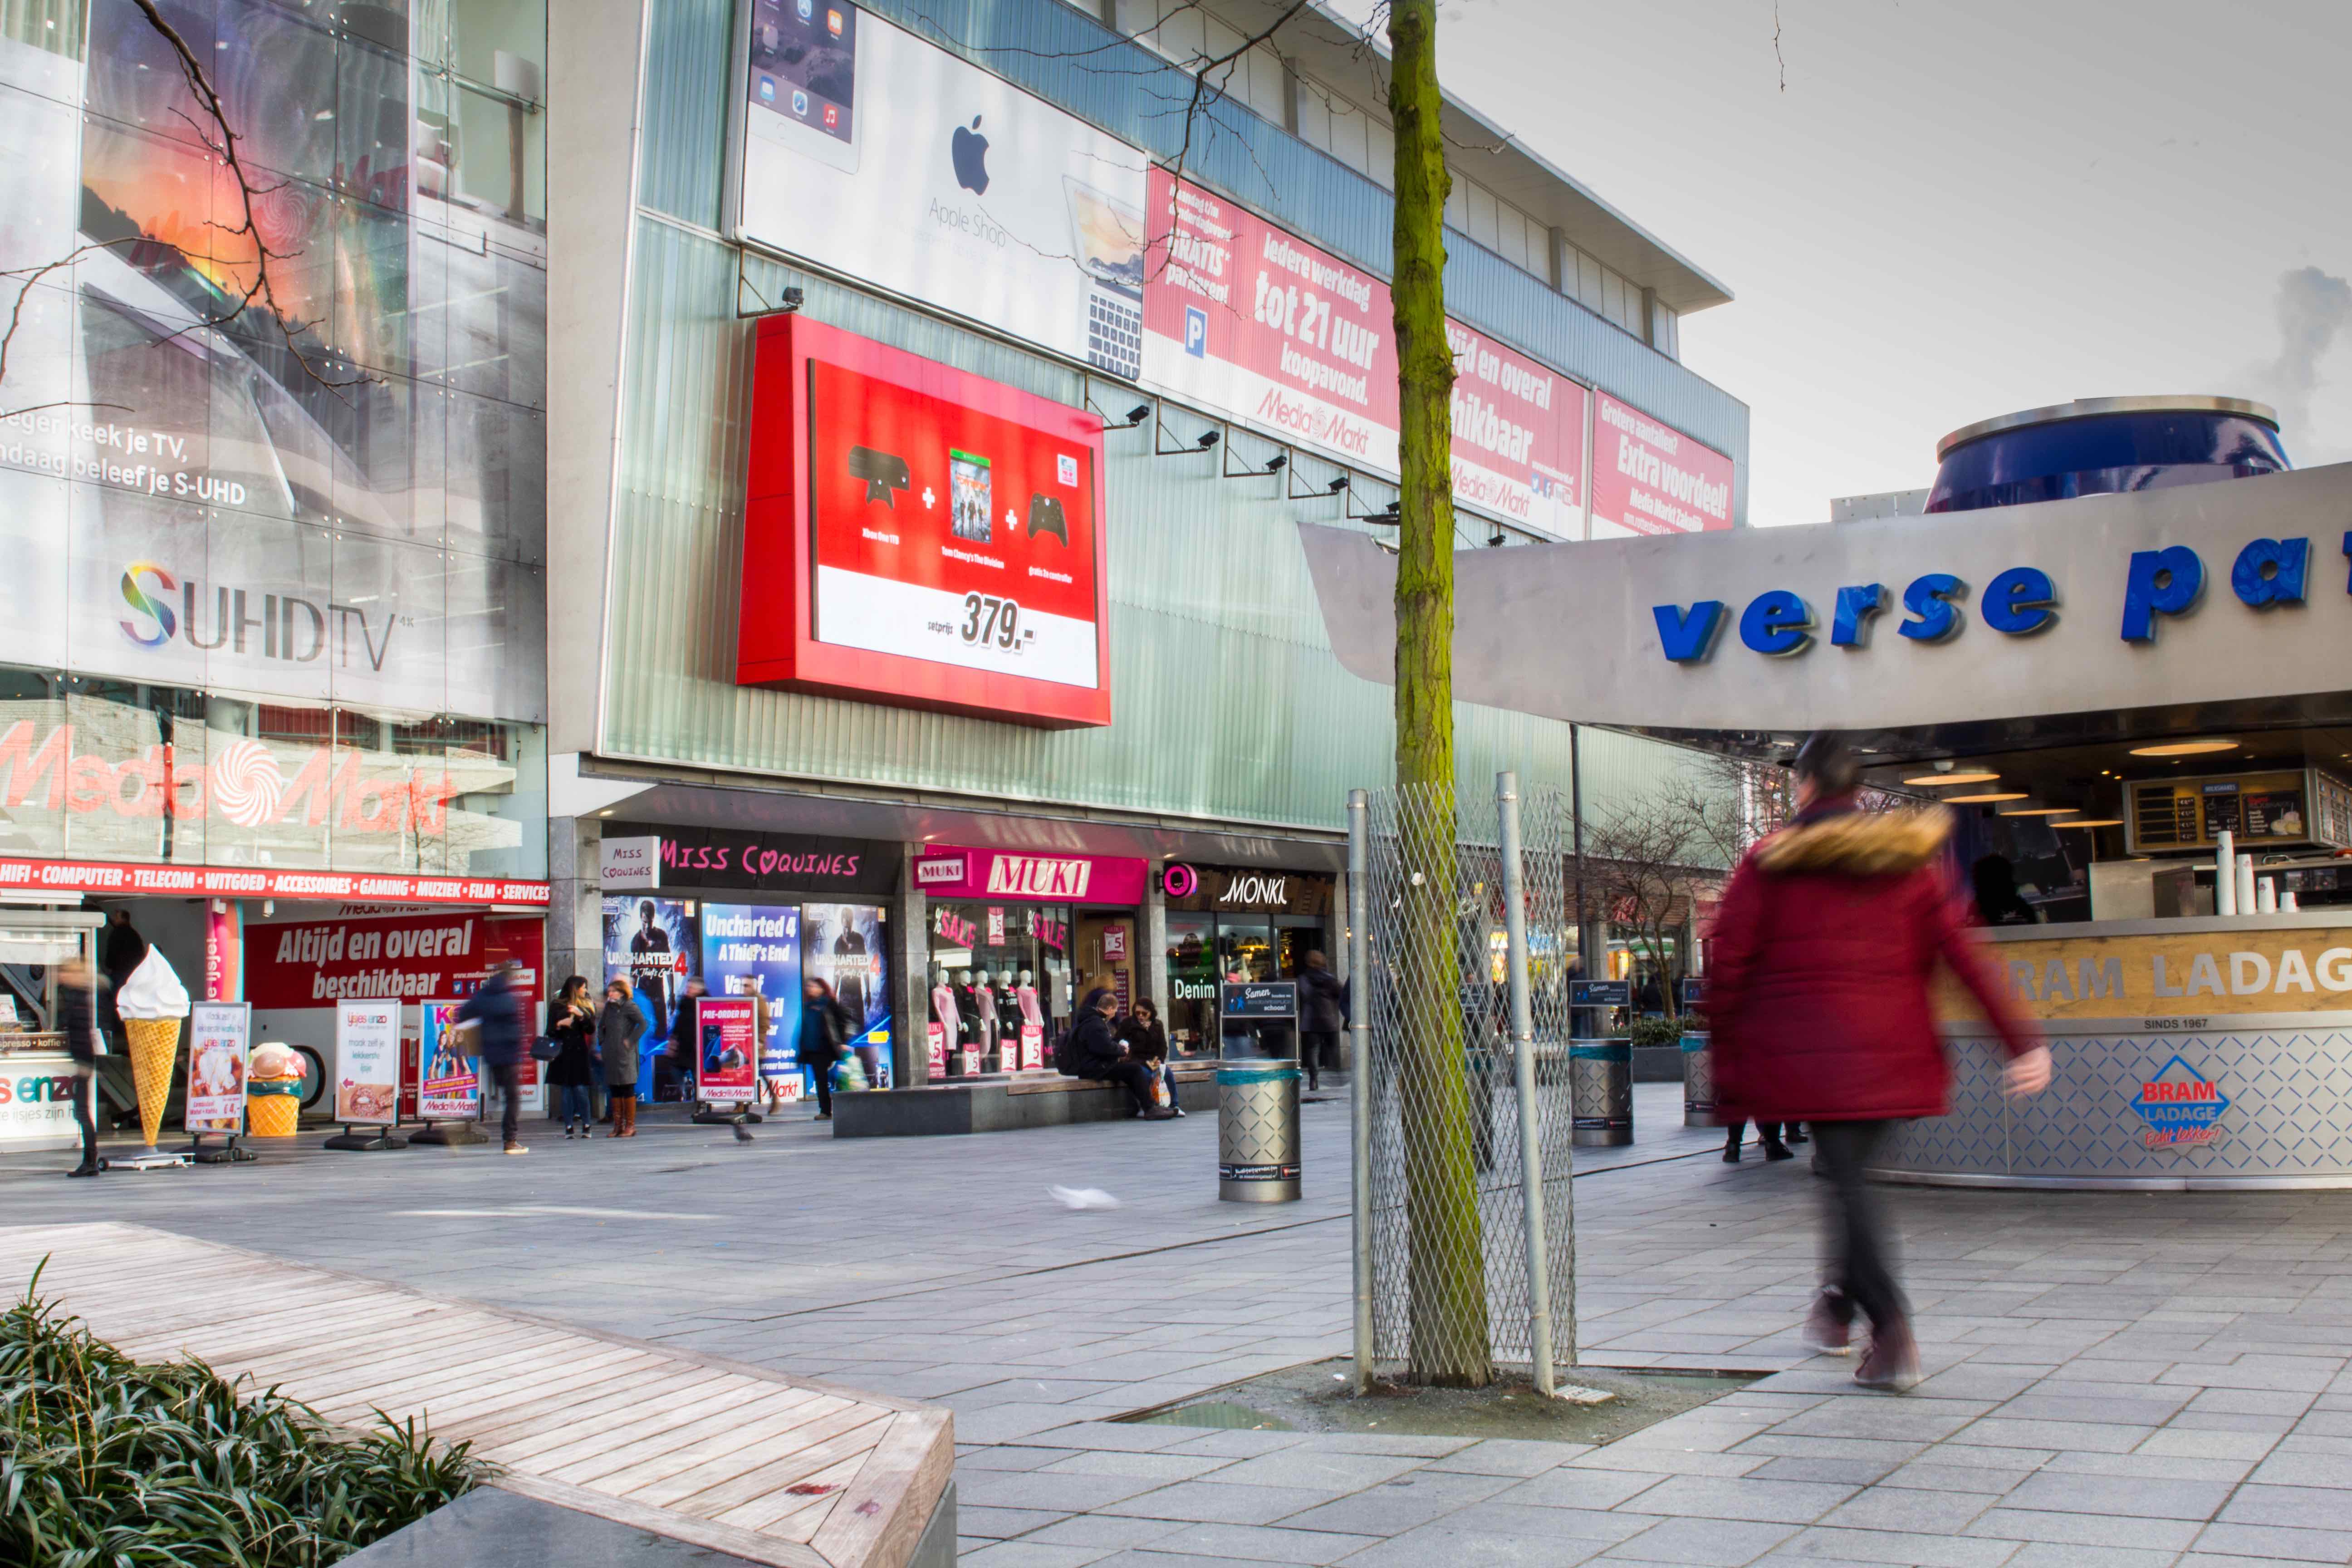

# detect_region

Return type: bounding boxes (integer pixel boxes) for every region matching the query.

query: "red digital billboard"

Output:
[1589,391,1735,537]
[737,315,1112,727]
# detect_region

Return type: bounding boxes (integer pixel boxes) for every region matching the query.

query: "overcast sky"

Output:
[1343,0,2352,526]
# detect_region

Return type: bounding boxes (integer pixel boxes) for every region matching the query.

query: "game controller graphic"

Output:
[1026,494,1068,545]
[848,446,910,506]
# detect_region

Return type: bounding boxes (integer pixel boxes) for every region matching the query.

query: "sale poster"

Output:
[184,1001,250,1133]
[1019,1022,1044,1071]
[695,996,759,1104]
[1588,391,1735,538]
[699,904,802,1083]
[416,1000,480,1122]
[334,1000,401,1125]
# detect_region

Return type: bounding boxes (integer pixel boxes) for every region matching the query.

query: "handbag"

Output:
[529,1035,561,1062]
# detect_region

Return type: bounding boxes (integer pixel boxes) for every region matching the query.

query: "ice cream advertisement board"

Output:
[416,1000,480,1122]
[183,1001,249,1134]
[334,1000,401,1125]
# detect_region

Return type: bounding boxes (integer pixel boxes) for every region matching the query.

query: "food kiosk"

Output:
[1300,396,2352,1188]
[0,911,105,1152]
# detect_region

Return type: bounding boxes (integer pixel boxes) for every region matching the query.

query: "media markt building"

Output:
[540,0,1755,1102]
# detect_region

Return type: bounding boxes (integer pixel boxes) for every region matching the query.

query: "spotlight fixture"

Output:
[1996,804,2078,817]
[1944,790,2028,804]
[1488,523,1506,547]
[1901,769,2001,786]
[2129,739,2238,757]
[2054,818,2123,828]
[778,285,804,311]
[1265,453,1288,473]
[1327,475,1350,494]
[1122,403,1152,427]
[1196,430,1220,450]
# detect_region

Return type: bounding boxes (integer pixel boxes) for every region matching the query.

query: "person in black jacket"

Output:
[669,976,708,1104]
[59,958,100,1176]
[457,962,528,1155]
[799,975,854,1120]
[1071,988,1167,1118]
[1296,950,1346,1092]
[1116,999,1184,1118]
[546,976,600,1139]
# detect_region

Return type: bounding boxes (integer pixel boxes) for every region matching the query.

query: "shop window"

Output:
[1165,911,1216,1054]
[926,902,1072,1075]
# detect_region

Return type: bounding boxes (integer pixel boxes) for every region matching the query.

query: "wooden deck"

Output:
[0,1224,952,1568]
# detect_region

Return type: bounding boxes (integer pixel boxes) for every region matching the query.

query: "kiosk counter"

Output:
[1895,914,2352,1189]
[0,1035,85,1153]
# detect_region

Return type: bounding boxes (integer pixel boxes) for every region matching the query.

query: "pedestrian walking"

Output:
[1706,732,2049,1391]
[669,975,708,1105]
[99,908,146,1055]
[1722,1116,1794,1163]
[599,978,646,1136]
[59,957,101,1177]
[547,975,600,1139]
[458,960,530,1156]
[799,975,853,1121]
[1296,950,1345,1092]
[1116,998,1184,1117]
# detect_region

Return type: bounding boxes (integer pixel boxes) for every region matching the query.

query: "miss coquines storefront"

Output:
[912,845,1149,1076]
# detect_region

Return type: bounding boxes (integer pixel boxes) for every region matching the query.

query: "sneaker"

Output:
[504,1142,528,1156]
[1854,1318,1921,1391]
[1800,1289,1854,1356]
[1173,1107,1188,1117]
[564,1124,575,1139]
[814,1112,831,1122]
[580,1123,592,1139]
[1764,1142,1795,1161]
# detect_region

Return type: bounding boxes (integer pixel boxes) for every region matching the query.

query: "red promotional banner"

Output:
[245,911,544,1009]
[695,995,759,1103]
[738,315,1113,729]
[0,856,548,906]
[1141,171,1588,537]
[1589,391,1735,537]
[912,846,1150,905]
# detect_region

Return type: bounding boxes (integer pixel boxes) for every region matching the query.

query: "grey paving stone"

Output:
[1329,1524,1616,1568]
[1965,1507,2203,1552]
[1098,1481,1341,1527]
[1123,1522,1382,1564]
[956,1544,1114,1568]
[2000,1541,2182,1568]
[1041,1450,1244,1483]
[1592,1515,1799,1564]
[961,1470,1168,1513]
[1196,1449,1426,1492]
[2245,1449,2352,1488]
[961,1505,1077,1539]
[1022,1515,1192,1552]
[1626,1476,1858,1526]
[2000,1470,2232,1519]
[2215,1482,2352,1531]
[1261,1470,1519,1535]
[1816,1485,1996,1534]
[1755,1525,2024,1567]
[1421,1438,1593,1476]
[1744,1456,1899,1487]
[1492,1467,1675,1512]
[2189,1522,2352,1563]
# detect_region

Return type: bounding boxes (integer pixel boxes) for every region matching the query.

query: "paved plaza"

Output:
[6,1086,2351,1567]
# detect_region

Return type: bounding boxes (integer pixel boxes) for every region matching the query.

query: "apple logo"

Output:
[950,115,990,195]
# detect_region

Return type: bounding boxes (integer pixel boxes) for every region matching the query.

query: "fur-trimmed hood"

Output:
[1755,808,1949,876]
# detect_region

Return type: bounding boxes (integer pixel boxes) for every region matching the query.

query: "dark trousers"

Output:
[72,1068,96,1166]
[1811,1119,1906,1330]
[489,1060,521,1144]
[1726,1117,1787,1149]
[1300,1030,1339,1085]
[1093,1059,1155,1112]
[811,1051,835,1115]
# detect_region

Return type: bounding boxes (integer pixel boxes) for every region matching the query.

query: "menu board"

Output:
[2127,769,2347,855]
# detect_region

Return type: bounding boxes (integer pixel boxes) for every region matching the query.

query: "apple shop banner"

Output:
[1161,863,1336,1054]
[724,0,1730,541]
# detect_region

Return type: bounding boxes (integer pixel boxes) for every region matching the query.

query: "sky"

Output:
[1337,0,2352,526]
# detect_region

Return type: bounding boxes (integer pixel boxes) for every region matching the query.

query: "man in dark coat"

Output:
[1707,733,2048,1391]
[1068,988,1166,1117]
[1296,950,1346,1092]
[99,908,146,1049]
[458,962,529,1155]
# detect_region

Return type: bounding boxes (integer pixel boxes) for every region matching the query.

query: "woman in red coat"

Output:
[1707,734,2049,1390]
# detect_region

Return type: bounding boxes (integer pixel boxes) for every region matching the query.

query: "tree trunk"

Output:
[1387,0,1489,1389]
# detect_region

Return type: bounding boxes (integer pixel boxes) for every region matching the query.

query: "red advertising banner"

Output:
[1141,171,1588,537]
[738,314,1113,729]
[246,912,545,1009]
[0,856,547,906]
[911,846,1150,905]
[1589,391,1735,537]
[695,995,759,1104]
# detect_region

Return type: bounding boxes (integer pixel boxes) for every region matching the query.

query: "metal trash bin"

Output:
[1681,1031,1715,1128]
[1569,1039,1632,1147]
[1217,1059,1301,1202]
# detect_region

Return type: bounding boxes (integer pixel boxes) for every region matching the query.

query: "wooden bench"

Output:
[833,1062,1219,1137]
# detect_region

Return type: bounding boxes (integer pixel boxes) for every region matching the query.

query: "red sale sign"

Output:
[739,316,1112,729]
[1589,391,1735,537]
[1141,171,1587,538]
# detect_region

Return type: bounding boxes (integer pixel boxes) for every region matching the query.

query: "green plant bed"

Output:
[1627,1017,1683,1051]
[1,1263,490,1567]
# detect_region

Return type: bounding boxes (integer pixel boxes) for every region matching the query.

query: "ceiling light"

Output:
[2129,739,2238,757]
[1944,791,2028,804]
[1997,805,2078,817]
[2054,818,2123,828]
[1902,769,2000,786]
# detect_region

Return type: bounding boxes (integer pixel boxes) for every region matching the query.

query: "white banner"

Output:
[185,1001,250,1134]
[734,4,1149,377]
[813,566,1100,688]
[333,998,401,1125]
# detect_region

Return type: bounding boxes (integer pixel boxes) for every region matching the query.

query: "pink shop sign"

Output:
[914,847,1148,905]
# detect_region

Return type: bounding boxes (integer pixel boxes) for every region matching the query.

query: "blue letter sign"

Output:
[1651,601,1728,662]
[1982,566,2058,635]
[2120,546,2205,641]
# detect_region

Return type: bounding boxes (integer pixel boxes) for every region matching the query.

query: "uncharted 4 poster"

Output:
[698,904,802,1091]
[603,897,701,1052]
[804,903,890,1088]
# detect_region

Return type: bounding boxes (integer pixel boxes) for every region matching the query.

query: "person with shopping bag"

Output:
[1705,732,2049,1391]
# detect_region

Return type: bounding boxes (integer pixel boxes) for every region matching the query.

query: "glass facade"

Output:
[0,0,549,880]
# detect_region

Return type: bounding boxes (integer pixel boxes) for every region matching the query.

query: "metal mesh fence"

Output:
[1360,778,1578,1385]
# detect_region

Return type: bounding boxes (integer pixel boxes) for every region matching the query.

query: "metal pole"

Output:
[1347,789,1374,1396]
[1496,772,1555,1396]
[1570,724,1592,1032]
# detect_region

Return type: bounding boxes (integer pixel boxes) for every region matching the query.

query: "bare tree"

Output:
[1582,786,1724,1022]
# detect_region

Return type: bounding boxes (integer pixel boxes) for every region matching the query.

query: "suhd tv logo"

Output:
[2129,1055,2230,1148]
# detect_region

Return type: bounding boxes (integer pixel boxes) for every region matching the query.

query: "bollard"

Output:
[1681,1030,1714,1129]
[1217,1059,1301,1202]
[1569,1039,1633,1147]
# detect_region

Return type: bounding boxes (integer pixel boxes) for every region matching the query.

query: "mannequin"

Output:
[953,969,981,1072]
[1016,969,1043,1028]
[930,980,962,1078]
[973,968,1000,1069]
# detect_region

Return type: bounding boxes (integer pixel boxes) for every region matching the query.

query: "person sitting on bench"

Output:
[1069,987,1171,1119]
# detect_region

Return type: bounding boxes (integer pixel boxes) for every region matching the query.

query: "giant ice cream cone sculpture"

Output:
[246,1042,303,1137]
[115,948,191,1150]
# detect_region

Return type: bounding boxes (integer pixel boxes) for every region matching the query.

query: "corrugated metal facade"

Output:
[604,0,1736,839]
